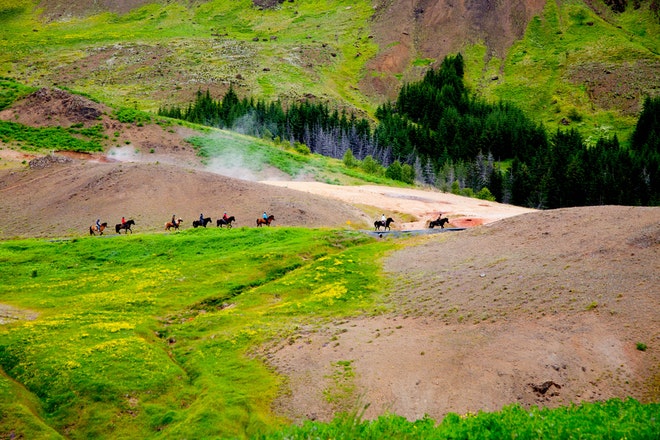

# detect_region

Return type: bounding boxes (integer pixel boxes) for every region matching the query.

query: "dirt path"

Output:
[259,181,536,229]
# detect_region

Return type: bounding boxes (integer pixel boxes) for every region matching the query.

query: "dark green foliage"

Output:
[0,120,104,152]
[257,398,659,440]
[113,107,152,125]
[630,96,660,204]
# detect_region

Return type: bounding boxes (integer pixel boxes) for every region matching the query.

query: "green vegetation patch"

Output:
[0,77,35,111]
[0,120,104,152]
[258,398,660,439]
[0,227,394,438]
[482,0,659,142]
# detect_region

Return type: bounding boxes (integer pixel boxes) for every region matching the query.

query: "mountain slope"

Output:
[1,0,658,140]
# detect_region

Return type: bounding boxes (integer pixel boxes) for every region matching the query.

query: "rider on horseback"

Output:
[96,218,101,232]
[263,211,268,221]
[223,212,229,221]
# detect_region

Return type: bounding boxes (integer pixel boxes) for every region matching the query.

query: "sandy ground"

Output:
[260,181,536,229]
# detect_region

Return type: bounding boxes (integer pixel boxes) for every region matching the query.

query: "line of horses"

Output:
[191,216,237,229]
[373,216,451,231]
[90,213,264,235]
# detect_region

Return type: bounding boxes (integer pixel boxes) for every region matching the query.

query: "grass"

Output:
[0,0,377,113]
[0,120,105,152]
[256,398,660,439]
[462,0,660,144]
[0,227,396,439]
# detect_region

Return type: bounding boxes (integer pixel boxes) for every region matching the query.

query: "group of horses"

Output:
[373,215,450,231]
[90,213,269,235]
[89,219,135,236]
[167,216,237,231]
[190,216,237,229]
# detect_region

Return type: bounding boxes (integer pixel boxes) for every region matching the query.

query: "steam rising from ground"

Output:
[206,149,263,181]
[107,131,291,181]
[107,145,142,162]
[202,131,291,182]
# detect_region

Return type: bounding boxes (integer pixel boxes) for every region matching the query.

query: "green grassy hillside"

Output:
[464,0,660,143]
[0,227,393,438]
[1,0,658,142]
[0,0,375,113]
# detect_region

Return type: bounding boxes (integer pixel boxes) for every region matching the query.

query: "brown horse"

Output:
[165,218,183,231]
[89,222,108,236]
[256,214,275,227]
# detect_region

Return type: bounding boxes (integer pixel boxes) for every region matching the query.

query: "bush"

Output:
[342,150,358,168]
[294,142,310,155]
[361,155,383,175]
[476,187,496,201]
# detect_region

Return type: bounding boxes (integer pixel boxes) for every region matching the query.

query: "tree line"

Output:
[159,54,659,208]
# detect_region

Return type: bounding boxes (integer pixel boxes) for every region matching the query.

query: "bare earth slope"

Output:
[267,206,660,423]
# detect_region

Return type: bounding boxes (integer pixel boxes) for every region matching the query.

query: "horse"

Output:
[374,217,394,231]
[429,217,449,229]
[217,216,236,228]
[192,217,212,228]
[116,219,135,234]
[89,222,108,236]
[165,218,183,231]
[256,214,275,227]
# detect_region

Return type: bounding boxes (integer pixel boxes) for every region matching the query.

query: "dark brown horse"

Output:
[116,219,135,234]
[429,217,449,229]
[374,217,394,231]
[89,222,108,236]
[217,216,236,228]
[192,217,212,228]
[256,214,275,227]
[165,218,182,231]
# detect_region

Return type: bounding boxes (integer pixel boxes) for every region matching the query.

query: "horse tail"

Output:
[90,226,94,235]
